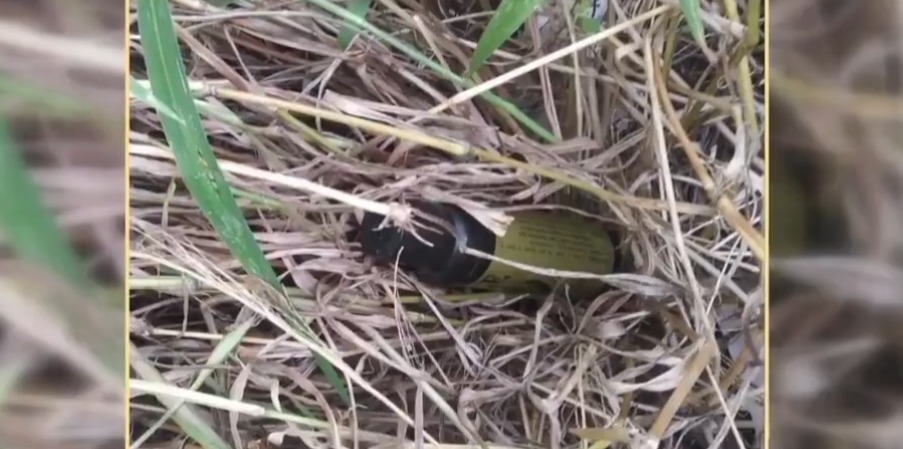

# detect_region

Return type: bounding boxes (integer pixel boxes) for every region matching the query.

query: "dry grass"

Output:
[770,1,903,449]
[0,1,125,448]
[129,1,763,448]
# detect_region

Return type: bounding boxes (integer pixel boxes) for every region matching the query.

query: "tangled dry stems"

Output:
[130,0,763,448]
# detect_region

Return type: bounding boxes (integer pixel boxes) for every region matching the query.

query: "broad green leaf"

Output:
[679,0,705,48]
[136,0,349,408]
[0,119,91,292]
[469,0,546,76]
[136,0,276,288]
[0,130,121,379]
[131,75,183,124]
[338,0,373,50]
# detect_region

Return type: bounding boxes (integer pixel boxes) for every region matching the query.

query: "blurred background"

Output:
[770,0,903,448]
[0,1,125,448]
[0,0,899,447]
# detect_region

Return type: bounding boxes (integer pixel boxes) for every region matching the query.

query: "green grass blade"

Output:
[130,75,183,123]
[304,0,557,142]
[745,0,762,47]
[133,79,245,125]
[137,0,275,284]
[0,119,91,291]
[577,16,602,34]
[679,0,705,48]
[131,319,256,449]
[0,75,90,116]
[576,0,604,33]
[338,0,373,50]
[131,345,232,449]
[136,0,349,407]
[469,0,545,77]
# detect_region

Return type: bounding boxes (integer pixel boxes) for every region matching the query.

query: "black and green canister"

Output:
[357,202,622,296]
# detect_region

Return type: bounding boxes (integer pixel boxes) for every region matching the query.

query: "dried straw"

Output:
[130,1,763,448]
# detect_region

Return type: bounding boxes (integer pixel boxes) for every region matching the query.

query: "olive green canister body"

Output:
[358,203,621,296]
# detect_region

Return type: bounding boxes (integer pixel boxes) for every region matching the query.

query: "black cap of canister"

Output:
[357,203,496,286]
[358,207,459,281]
[358,212,410,261]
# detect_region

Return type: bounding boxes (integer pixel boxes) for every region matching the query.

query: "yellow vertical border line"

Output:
[123,0,132,446]
[762,0,770,446]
